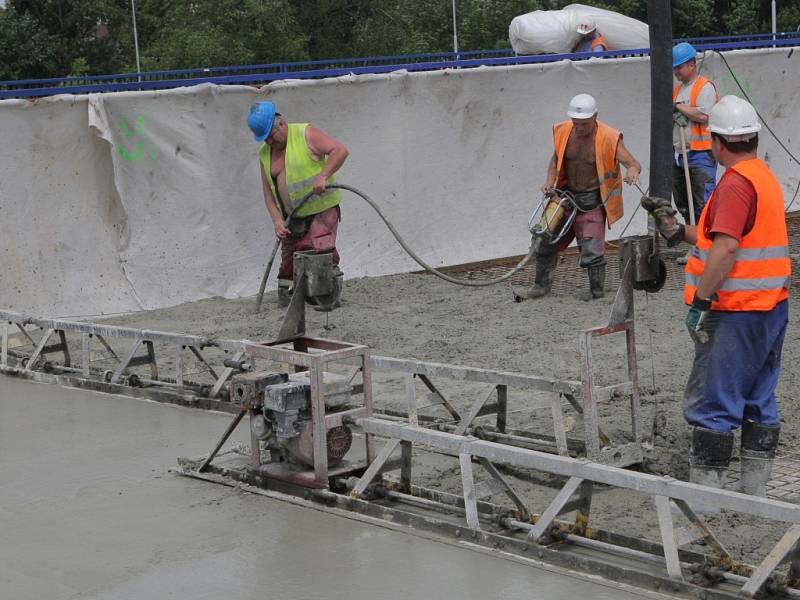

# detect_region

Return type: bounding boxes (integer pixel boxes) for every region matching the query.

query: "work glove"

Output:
[685,293,713,344]
[673,109,690,128]
[640,196,685,247]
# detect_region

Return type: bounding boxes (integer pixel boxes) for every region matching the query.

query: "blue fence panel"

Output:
[0,33,798,99]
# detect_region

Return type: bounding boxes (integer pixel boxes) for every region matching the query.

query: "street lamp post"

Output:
[772,0,777,46]
[451,0,459,57]
[131,0,142,81]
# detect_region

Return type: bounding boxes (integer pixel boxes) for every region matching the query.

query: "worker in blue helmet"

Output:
[248,101,349,307]
[671,42,719,258]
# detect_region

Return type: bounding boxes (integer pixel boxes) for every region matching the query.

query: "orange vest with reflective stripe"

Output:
[553,120,623,226]
[592,34,608,51]
[672,76,719,151]
[684,158,790,311]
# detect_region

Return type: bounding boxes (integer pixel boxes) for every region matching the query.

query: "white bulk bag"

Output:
[509,4,650,55]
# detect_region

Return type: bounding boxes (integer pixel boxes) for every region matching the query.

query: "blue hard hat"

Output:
[672,42,697,68]
[248,101,277,142]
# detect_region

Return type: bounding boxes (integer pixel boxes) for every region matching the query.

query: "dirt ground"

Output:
[100,258,800,567]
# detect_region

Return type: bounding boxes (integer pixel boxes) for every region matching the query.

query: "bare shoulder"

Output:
[305,124,346,157]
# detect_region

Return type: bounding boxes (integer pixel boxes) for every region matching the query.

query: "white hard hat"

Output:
[566,94,598,119]
[708,95,761,142]
[577,21,597,35]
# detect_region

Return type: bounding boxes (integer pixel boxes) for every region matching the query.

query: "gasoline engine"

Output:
[230,369,354,469]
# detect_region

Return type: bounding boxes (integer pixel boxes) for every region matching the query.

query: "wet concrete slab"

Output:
[0,378,657,600]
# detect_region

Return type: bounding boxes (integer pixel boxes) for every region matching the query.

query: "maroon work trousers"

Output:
[278,206,341,280]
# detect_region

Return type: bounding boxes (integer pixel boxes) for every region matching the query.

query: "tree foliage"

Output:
[0,5,60,80]
[1,0,799,80]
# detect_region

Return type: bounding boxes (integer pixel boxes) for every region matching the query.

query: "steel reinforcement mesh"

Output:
[429,211,800,295]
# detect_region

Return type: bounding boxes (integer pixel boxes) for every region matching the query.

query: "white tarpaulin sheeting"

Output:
[1,47,798,317]
[509,4,650,55]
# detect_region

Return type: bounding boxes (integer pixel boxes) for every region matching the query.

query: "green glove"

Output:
[673,110,690,128]
[686,293,712,344]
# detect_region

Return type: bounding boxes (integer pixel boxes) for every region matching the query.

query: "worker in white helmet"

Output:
[573,21,608,53]
[517,93,640,301]
[642,95,790,498]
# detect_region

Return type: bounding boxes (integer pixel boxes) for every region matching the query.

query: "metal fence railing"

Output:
[1,33,798,100]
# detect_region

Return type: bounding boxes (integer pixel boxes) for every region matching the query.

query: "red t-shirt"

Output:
[704,169,757,241]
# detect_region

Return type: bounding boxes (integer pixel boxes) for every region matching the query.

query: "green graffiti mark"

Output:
[134,115,146,135]
[119,141,144,161]
[120,117,134,139]
[118,115,158,165]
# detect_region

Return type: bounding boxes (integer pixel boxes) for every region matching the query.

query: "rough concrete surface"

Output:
[96,265,800,570]
[0,377,657,600]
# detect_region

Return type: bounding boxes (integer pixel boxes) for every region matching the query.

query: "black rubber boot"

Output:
[587,264,606,300]
[516,254,557,300]
[689,426,734,513]
[739,420,780,497]
[277,279,293,308]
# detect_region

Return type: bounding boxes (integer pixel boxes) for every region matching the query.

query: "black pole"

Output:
[647,0,673,201]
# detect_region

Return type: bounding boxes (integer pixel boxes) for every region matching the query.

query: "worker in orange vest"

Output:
[672,42,719,226]
[517,94,640,301]
[573,21,608,53]
[642,96,790,498]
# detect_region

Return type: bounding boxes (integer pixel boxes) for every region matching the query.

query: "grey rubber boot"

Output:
[277,279,293,308]
[517,254,557,299]
[587,264,606,299]
[688,426,734,513]
[739,420,780,497]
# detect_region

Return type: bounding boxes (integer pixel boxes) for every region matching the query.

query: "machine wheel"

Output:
[642,259,668,293]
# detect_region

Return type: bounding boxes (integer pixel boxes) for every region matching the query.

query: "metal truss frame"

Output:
[0,309,643,466]
[0,310,245,409]
[348,417,800,599]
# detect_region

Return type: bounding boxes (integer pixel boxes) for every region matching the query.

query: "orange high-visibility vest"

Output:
[553,120,623,226]
[572,33,608,53]
[672,76,719,151]
[592,34,608,51]
[684,158,790,311]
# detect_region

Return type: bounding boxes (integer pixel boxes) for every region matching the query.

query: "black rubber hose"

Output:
[328,183,535,287]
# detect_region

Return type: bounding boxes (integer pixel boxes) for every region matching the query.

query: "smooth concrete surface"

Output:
[0,377,657,600]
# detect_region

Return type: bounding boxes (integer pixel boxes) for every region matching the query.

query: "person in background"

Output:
[573,21,608,53]
[672,42,719,229]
